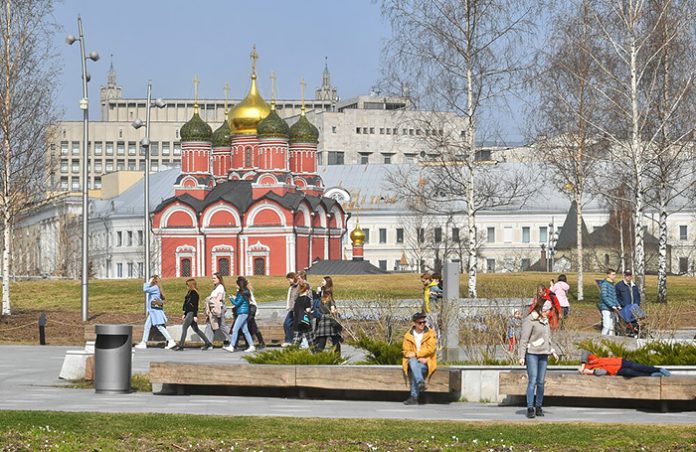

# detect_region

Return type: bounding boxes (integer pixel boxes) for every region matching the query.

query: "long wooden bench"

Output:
[149,362,461,401]
[499,371,696,410]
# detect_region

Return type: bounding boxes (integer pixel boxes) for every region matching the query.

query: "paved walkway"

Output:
[0,345,694,424]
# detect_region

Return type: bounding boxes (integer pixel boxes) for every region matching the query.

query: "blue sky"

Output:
[54,0,388,117]
[53,0,526,142]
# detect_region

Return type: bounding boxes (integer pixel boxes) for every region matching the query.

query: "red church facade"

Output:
[152,62,347,277]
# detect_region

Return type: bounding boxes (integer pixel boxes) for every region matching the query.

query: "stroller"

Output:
[614,304,646,337]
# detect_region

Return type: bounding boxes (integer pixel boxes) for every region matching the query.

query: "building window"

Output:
[128,142,136,156]
[94,161,102,172]
[60,177,68,190]
[106,142,114,155]
[94,142,103,156]
[139,161,145,171]
[379,128,384,134]
[94,177,102,189]
[332,126,337,133]
[117,160,125,171]
[487,227,495,243]
[452,228,460,242]
[521,258,531,271]
[128,161,136,171]
[245,147,252,167]
[105,161,113,172]
[218,258,230,276]
[117,263,123,278]
[382,154,393,164]
[486,258,496,272]
[116,231,122,247]
[434,227,442,243]
[317,152,323,166]
[117,142,125,156]
[71,162,79,173]
[138,262,144,278]
[363,228,370,244]
[61,141,69,156]
[356,127,361,134]
[522,226,530,243]
[396,228,404,244]
[60,160,68,173]
[173,143,181,156]
[679,225,688,241]
[475,149,492,161]
[180,258,192,277]
[151,142,159,156]
[328,151,345,165]
[679,257,689,274]
[138,230,143,246]
[127,231,133,246]
[503,226,513,243]
[379,228,387,244]
[71,179,80,191]
[71,142,80,155]
[127,263,134,278]
[378,260,387,271]
[253,257,265,276]
[152,163,159,172]
[539,226,548,243]
[162,142,170,156]
[359,153,369,165]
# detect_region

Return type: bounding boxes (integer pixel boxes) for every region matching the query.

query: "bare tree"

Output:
[531,0,605,301]
[0,0,58,315]
[574,0,696,300]
[382,0,539,297]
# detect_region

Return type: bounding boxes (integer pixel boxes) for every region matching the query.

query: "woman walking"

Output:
[225,276,256,353]
[550,274,571,319]
[292,282,314,348]
[174,278,213,351]
[203,272,230,349]
[518,297,559,418]
[314,276,342,355]
[136,275,176,349]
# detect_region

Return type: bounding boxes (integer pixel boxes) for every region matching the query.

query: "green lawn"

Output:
[0,411,694,451]
[8,272,696,314]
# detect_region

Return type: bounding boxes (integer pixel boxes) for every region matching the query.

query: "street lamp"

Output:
[132,81,165,312]
[66,16,99,322]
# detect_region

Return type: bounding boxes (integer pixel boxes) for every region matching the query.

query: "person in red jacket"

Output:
[578,351,671,377]
[530,285,561,330]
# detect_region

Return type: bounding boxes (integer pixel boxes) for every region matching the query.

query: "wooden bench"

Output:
[499,371,696,410]
[149,362,461,402]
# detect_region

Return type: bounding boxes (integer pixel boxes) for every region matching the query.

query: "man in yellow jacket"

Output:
[402,312,438,405]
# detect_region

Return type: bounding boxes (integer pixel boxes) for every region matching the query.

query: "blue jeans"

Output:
[408,358,429,398]
[283,311,294,343]
[230,313,253,348]
[525,353,548,408]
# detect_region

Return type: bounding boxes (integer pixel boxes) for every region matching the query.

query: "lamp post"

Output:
[66,16,99,322]
[132,81,165,312]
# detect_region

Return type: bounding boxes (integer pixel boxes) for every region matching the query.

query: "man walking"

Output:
[402,312,437,405]
[598,269,620,336]
[615,270,640,308]
[282,272,299,347]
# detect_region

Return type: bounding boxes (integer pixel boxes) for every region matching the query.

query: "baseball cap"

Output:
[412,312,427,322]
[624,270,633,276]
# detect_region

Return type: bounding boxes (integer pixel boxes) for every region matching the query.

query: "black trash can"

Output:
[94,324,132,394]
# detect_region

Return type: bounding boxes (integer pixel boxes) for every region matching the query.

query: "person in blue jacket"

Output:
[615,269,641,307]
[135,275,176,349]
[223,276,255,353]
[598,269,620,336]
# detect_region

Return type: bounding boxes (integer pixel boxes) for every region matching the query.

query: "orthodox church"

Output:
[152,50,348,277]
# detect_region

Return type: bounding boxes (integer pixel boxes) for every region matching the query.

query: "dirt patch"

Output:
[0,310,147,345]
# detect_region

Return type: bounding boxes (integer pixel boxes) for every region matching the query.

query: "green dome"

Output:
[180,112,212,142]
[257,109,290,138]
[289,114,319,144]
[212,119,231,147]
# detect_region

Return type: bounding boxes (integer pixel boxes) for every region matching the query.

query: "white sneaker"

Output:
[165,340,177,349]
[281,342,291,348]
[244,345,256,353]
[134,342,147,350]
[222,345,235,353]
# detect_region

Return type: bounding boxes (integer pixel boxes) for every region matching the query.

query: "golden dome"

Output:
[350,223,366,246]
[229,73,271,135]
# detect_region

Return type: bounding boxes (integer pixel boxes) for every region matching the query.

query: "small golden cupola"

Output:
[350,222,366,246]
[229,45,271,135]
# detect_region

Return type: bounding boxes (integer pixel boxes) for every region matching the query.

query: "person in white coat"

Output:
[135,275,176,349]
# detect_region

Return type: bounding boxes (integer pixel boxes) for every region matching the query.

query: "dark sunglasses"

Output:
[415,320,427,325]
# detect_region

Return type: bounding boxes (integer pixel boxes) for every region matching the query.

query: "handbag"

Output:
[150,298,163,310]
[300,312,312,329]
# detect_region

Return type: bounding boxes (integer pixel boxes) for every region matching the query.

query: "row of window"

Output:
[356,226,551,245]
[115,230,144,247]
[60,141,182,157]
[355,127,446,137]
[60,159,181,174]
[116,262,144,278]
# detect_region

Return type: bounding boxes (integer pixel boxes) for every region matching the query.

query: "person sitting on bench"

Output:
[578,351,671,377]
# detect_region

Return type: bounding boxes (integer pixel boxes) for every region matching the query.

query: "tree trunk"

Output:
[1,195,10,316]
[630,34,646,300]
[619,214,626,273]
[656,195,668,303]
[575,192,584,301]
[1,1,10,316]
[466,59,477,298]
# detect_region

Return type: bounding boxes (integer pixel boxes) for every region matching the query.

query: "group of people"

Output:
[598,268,642,336]
[135,272,265,352]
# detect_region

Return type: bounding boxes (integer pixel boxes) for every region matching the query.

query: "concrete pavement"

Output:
[0,345,694,424]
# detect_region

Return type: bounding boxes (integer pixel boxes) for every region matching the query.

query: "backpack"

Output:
[311,291,323,319]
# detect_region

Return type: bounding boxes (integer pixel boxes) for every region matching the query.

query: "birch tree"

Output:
[382,0,539,297]
[0,0,58,315]
[531,0,604,301]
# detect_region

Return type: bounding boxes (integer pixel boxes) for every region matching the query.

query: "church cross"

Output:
[270,71,277,105]
[223,81,230,112]
[250,45,258,74]
[300,77,306,113]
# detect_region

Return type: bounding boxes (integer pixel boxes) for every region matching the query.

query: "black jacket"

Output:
[182,290,200,315]
[293,294,312,331]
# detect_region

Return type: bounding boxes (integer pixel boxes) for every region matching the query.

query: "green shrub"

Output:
[350,336,403,365]
[242,347,347,365]
[576,339,696,366]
